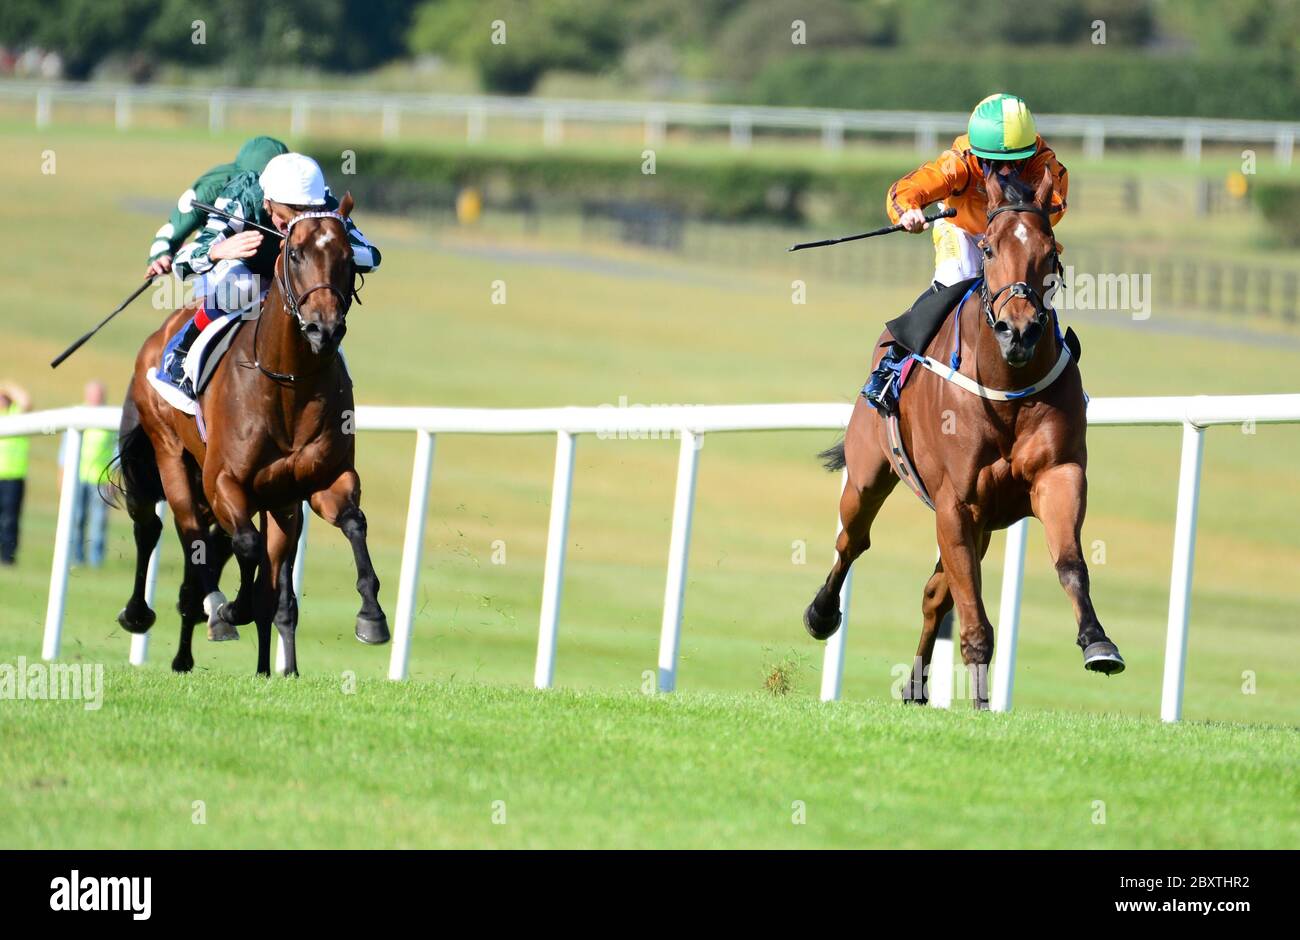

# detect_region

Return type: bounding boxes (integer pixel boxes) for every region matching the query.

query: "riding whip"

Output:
[50,277,155,369]
[787,208,957,252]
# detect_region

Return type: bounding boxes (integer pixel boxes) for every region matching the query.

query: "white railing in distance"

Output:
[2,81,1296,165]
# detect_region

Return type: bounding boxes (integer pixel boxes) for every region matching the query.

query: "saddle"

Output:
[145,311,244,418]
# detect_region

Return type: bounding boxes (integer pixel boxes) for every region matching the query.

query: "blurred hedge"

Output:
[1253,182,1300,246]
[305,142,913,226]
[752,51,1299,120]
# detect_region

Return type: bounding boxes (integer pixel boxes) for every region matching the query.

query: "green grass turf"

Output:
[0,126,1296,848]
[3,670,1295,849]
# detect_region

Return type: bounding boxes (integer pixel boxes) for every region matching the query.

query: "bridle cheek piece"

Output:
[249,210,362,384]
[979,202,1062,331]
[280,210,356,332]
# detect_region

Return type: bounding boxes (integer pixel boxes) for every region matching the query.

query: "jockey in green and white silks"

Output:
[145,136,289,278]
[162,153,381,395]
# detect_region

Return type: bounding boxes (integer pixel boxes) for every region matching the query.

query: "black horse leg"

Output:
[338,506,389,645]
[117,499,162,633]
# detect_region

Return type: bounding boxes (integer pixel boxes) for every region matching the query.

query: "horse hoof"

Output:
[1083,641,1125,675]
[803,602,841,641]
[171,654,194,673]
[202,590,239,641]
[207,618,240,642]
[900,681,928,706]
[355,614,390,645]
[116,603,156,634]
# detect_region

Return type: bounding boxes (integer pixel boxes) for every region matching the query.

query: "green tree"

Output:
[408,0,626,94]
[714,0,887,83]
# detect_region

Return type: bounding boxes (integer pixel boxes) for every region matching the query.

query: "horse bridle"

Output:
[978,202,1062,330]
[251,210,363,383]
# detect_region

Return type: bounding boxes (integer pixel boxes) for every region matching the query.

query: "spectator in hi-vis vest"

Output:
[0,380,32,565]
[60,381,117,568]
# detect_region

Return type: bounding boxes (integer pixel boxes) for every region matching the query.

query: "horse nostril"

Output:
[304,323,322,335]
[993,320,1011,335]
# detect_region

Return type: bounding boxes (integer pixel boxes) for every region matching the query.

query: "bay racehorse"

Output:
[805,169,1124,708]
[112,193,389,675]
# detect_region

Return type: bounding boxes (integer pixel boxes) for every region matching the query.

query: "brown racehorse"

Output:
[112,193,389,676]
[804,169,1124,709]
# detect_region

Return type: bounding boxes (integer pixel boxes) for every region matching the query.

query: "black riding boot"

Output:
[164,321,201,396]
[863,281,944,416]
[863,344,908,415]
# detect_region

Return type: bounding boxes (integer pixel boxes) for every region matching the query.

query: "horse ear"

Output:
[985,169,1005,208]
[339,191,354,218]
[1034,168,1054,210]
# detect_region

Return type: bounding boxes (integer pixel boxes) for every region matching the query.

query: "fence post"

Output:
[382,103,400,142]
[991,518,1029,712]
[1083,123,1105,160]
[645,110,666,148]
[290,98,309,137]
[114,91,131,131]
[543,108,564,147]
[275,503,310,674]
[657,430,701,692]
[42,429,82,661]
[1275,130,1294,169]
[915,123,937,154]
[1161,420,1205,722]
[467,107,486,144]
[929,612,955,708]
[208,94,224,134]
[819,469,854,702]
[821,118,844,153]
[534,431,576,689]
[128,501,166,666]
[388,430,435,680]
[36,88,51,128]
[729,112,752,150]
[929,548,954,708]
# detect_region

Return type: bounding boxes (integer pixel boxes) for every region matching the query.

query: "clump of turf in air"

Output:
[762,650,804,696]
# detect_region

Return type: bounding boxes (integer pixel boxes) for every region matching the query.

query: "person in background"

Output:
[0,380,32,566]
[61,381,116,568]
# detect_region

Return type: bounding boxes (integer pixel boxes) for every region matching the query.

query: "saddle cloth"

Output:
[145,310,244,417]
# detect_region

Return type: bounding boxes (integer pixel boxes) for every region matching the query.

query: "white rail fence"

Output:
[4,394,1299,722]
[2,80,1296,165]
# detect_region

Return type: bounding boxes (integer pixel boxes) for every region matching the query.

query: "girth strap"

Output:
[885,413,935,511]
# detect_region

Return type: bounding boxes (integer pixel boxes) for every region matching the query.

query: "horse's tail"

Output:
[104,394,163,510]
[817,438,846,472]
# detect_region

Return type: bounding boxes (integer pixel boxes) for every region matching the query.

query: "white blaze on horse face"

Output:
[1014,221,1029,245]
[315,228,337,250]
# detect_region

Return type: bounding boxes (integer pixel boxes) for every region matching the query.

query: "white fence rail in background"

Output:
[3,394,1299,722]
[2,80,1296,165]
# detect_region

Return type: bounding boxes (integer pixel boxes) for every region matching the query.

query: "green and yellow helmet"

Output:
[967,94,1039,161]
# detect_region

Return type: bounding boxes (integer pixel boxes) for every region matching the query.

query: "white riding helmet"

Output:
[259,153,327,206]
